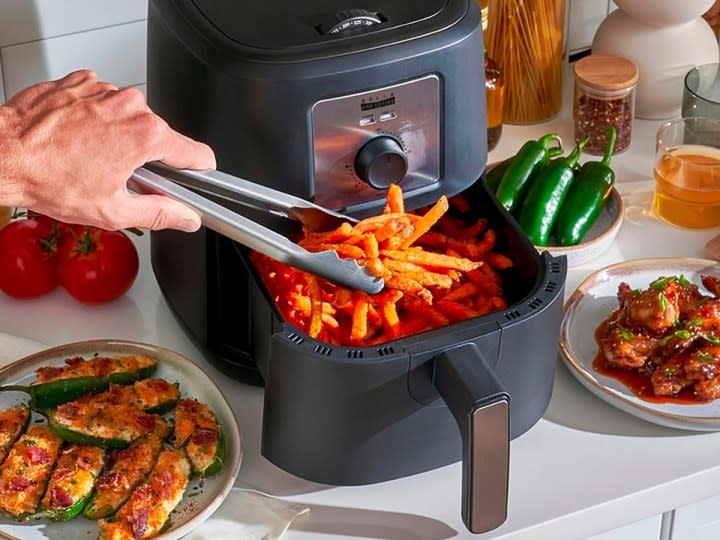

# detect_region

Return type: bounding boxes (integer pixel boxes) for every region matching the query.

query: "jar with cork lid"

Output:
[573,54,640,155]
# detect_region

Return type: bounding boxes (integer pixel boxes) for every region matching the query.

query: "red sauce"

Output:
[592,322,701,405]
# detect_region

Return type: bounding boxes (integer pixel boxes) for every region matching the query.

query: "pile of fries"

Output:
[251,185,513,346]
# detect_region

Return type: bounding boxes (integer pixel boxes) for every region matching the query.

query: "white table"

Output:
[1,105,719,540]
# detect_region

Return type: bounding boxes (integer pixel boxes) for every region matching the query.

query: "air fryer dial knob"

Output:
[323,9,382,34]
[354,136,408,189]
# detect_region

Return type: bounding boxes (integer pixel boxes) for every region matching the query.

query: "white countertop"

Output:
[2,104,720,540]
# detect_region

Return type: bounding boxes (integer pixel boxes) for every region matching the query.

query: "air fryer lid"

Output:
[190,0,462,50]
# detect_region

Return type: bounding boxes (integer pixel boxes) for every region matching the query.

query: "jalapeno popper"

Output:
[40,443,107,521]
[174,398,224,477]
[70,378,181,415]
[84,434,163,520]
[0,404,31,466]
[0,425,64,518]
[97,449,191,540]
[47,401,171,448]
[0,355,158,409]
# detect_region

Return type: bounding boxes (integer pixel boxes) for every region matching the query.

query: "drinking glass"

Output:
[682,63,720,119]
[653,117,720,229]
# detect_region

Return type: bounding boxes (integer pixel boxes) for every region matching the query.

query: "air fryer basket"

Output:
[223,178,567,533]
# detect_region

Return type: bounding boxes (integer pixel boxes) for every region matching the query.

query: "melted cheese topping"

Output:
[0,405,30,465]
[40,444,106,512]
[86,434,162,519]
[0,425,63,517]
[34,355,156,384]
[75,379,179,411]
[54,402,170,443]
[98,449,190,539]
[174,399,218,447]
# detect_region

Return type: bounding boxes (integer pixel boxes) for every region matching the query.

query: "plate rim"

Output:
[560,257,720,430]
[0,338,243,539]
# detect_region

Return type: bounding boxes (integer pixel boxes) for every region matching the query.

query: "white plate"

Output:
[0,339,242,540]
[560,257,720,431]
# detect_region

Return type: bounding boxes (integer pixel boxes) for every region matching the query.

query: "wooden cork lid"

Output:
[574,54,640,91]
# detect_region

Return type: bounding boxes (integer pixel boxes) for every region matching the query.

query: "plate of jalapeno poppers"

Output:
[0,339,242,540]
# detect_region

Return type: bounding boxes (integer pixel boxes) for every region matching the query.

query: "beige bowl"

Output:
[534,187,624,268]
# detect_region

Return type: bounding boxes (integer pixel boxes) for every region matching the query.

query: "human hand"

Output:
[0,69,215,232]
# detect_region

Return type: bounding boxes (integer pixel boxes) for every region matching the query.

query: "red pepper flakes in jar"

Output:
[573,54,639,155]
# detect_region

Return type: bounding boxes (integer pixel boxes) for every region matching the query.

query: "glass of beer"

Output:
[653,117,720,229]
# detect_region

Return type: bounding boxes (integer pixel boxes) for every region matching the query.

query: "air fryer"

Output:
[145,0,568,534]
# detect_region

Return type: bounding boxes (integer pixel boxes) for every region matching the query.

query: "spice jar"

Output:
[573,54,639,155]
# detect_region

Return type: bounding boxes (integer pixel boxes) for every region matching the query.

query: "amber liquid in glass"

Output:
[485,54,504,151]
[0,208,10,230]
[653,145,720,229]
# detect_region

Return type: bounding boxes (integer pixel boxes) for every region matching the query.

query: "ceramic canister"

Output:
[592,2,719,120]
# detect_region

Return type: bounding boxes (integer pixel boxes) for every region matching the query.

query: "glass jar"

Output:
[485,0,567,124]
[573,54,639,155]
[479,0,505,151]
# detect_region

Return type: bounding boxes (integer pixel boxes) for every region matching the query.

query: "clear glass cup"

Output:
[682,63,720,119]
[653,117,720,229]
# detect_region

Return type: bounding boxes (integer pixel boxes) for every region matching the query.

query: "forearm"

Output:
[0,104,29,209]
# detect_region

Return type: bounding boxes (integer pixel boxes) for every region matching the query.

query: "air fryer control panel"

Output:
[311,75,440,209]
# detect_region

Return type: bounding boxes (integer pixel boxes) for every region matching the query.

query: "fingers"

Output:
[110,192,202,232]
[143,115,217,171]
[156,134,217,171]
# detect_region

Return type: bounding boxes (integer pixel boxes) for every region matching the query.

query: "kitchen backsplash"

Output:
[0,0,613,104]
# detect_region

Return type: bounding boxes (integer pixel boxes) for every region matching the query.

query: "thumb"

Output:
[115,193,202,232]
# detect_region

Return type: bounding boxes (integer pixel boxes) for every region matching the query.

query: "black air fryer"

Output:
[146,0,567,534]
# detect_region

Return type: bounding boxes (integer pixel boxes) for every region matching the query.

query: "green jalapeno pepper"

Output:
[485,157,513,193]
[554,127,617,246]
[494,133,563,213]
[518,136,589,246]
[486,146,565,195]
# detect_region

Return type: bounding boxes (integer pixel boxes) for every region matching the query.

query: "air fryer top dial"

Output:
[354,136,408,189]
[323,9,383,35]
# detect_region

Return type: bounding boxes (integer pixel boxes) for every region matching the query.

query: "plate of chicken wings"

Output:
[560,257,720,431]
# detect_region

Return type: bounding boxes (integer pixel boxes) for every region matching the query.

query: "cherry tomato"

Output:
[0,219,59,298]
[26,211,78,247]
[58,227,139,304]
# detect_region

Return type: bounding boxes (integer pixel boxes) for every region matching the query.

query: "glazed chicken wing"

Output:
[598,323,660,370]
[598,274,720,402]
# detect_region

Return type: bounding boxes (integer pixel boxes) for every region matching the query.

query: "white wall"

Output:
[0,0,147,102]
[569,0,616,55]
[0,0,611,104]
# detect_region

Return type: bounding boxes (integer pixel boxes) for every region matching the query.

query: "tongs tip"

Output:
[313,251,384,294]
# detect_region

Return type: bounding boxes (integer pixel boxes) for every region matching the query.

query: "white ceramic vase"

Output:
[592,1,719,119]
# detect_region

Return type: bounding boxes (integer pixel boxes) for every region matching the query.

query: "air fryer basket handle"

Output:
[434,343,510,534]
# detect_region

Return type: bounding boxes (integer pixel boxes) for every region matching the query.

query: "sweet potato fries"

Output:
[251,185,513,346]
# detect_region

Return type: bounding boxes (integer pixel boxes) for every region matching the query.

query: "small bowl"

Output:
[534,187,624,267]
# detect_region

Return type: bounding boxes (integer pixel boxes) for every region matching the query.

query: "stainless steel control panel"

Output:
[311,75,441,209]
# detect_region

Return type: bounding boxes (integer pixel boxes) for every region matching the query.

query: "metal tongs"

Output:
[128,163,384,294]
